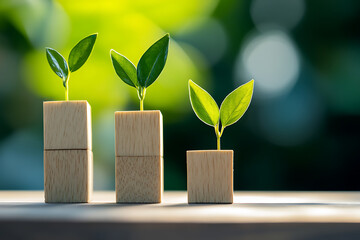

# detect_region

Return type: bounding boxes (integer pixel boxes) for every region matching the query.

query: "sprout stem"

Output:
[140,99,144,111]
[65,86,69,101]
[138,87,146,111]
[63,74,70,101]
[217,135,221,150]
[215,124,225,150]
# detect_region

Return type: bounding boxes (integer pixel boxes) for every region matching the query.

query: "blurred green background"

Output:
[0,0,359,190]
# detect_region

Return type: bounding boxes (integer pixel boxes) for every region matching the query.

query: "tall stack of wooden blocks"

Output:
[43,101,93,203]
[187,150,233,204]
[115,110,163,203]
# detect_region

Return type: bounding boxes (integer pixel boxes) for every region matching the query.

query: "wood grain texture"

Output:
[44,101,92,150]
[44,150,93,203]
[3,192,360,240]
[115,111,163,157]
[116,156,163,203]
[2,222,360,240]
[187,150,233,204]
[3,191,360,222]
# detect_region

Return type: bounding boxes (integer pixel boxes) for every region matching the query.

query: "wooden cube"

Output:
[187,150,233,204]
[44,101,92,150]
[44,150,93,203]
[115,111,163,157]
[115,156,163,203]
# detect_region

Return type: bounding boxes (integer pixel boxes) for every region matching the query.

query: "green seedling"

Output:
[189,79,254,150]
[46,33,98,100]
[110,34,170,111]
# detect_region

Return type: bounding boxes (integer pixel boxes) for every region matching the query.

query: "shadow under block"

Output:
[115,111,163,203]
[187,150,233,204]
[116,156,163,203]
[115,110,163,157]
[44,150,93,203]
[43,101,92,150]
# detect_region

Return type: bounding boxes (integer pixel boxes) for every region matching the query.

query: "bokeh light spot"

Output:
[251,0,305,31]
[236,30,300,99]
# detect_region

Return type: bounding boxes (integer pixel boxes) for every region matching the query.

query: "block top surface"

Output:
[115,110,163,157]
[115,110,162,116]
[44,100,90,105]
[187,150,233,155]
[43,100,92,150]
[187,150,233,159]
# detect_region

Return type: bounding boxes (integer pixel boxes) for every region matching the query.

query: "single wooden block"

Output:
[115,111,163,157]
[44,150,93,203]
[187,150,233,204]
[116,156,163,203]
[43,101,92,150]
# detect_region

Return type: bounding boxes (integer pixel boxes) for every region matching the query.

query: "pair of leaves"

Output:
[46,33,97,86]
[189,79,254,128]
[110,33,170,89]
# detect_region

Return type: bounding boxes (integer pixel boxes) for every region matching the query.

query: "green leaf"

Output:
[188,80,220,127]
[137,33,170,88]
[110,49,138,88]
[220,79,254,127]
[68,33,97,72]
[46,47,69,86]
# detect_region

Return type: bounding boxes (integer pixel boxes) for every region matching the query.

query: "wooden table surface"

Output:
[1,191,360,239]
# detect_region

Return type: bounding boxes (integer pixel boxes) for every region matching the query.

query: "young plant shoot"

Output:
[46,33,98,100]
[110,34,170,111]
[189,79,254,150]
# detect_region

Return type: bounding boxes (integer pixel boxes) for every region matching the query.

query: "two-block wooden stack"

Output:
[43,101,93,203]
[115,110,163,203]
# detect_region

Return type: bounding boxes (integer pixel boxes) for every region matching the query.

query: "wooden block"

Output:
[115,111,163,157]
[187,150,233,204]
[116,156,163,203]
[44,150,93,203]
[114,110,163,203]
[44,101,92,150]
